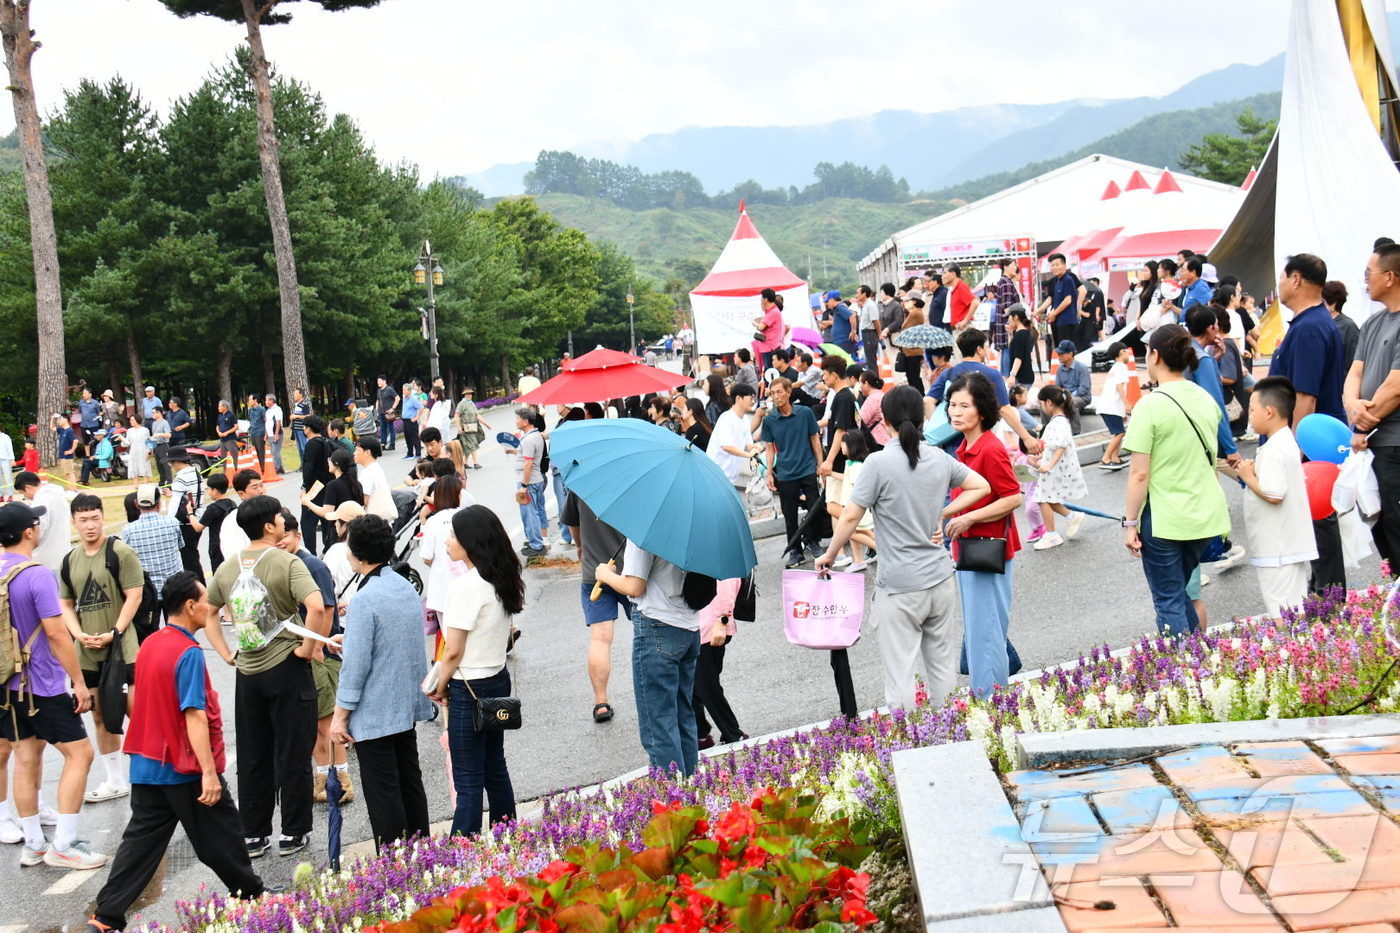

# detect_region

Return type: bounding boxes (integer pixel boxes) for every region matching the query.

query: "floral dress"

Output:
[1032,415,1087,504]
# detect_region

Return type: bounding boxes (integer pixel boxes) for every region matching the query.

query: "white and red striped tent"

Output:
[690,202,813,354]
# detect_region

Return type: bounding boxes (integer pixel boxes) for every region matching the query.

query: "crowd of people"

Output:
[2,235,1399,932]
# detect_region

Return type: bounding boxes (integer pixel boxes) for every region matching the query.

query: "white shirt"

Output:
[1243,428,1318,567]
[708,409,754,484]
[220,495,250,559]
[323,541,356,604]
[442,568,514,680]
[265,404,284,438]
[31,483,71,572]
[1098,362,1130,417]
[421,506,463,614]
[517,375,541,394]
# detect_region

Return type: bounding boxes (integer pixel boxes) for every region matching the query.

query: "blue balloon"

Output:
[1296,413,1351,464]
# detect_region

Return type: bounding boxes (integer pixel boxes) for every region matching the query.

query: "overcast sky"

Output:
[4,0,1395,178]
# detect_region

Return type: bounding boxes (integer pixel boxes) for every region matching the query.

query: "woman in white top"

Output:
[428,505,523,836]
[123,414,152,479]
[354,437,397,521]
[419,474,468,623]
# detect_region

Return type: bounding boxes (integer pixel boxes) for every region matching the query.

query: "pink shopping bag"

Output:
[782,569,865,650]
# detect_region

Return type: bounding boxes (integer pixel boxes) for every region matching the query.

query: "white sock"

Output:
[18,814,43,849]
[0,798,14,820]
[102,751,125,786]
[54,812,79,851]
[315,765,330,776]
[334,762,348,773]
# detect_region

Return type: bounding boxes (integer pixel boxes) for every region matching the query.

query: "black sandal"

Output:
[593,702,614,723]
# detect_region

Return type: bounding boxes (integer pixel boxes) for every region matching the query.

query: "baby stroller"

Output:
[391,505,423,594]
[743,454,776,520]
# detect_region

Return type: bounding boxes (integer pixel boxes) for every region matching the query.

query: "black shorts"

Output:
[81,661,136,689]
[0,690,87,744]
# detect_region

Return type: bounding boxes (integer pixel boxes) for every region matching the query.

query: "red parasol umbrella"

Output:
[517,348,692,405]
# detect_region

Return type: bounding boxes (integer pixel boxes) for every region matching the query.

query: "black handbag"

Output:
[465,677,521,732]
[954,517,1010,574]
[97,629,127,736]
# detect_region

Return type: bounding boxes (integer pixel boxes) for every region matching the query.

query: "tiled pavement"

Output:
[1005,734,1400,931]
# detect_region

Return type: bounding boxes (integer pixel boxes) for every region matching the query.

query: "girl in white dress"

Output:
[1029,386,1087,551]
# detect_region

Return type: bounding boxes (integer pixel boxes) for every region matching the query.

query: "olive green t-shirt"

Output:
[60,539,144,671]
[207,545,319,676]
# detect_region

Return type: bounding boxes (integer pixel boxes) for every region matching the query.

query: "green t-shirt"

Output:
[60,539,144,671]
[207,545,320,676]
[1122,380,1231,542]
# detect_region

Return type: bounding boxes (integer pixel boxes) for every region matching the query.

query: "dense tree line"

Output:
[525,150,912,209]
[0,63,676,430]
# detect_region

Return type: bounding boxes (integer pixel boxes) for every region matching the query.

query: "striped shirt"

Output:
[120,512,184,593]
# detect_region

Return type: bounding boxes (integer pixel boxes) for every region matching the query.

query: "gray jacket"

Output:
[336,568,433,742]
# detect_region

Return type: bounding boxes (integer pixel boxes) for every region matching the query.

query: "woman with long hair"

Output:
[429,505,525,836]
[816,385,992,710]
[946,372,1025,696]
[1123,325,1230,636]
[857,371,888,448]
[302,447,364,552]
[704,374,730,426]
[678,397,712,450]
[752,287,786,370]
[421,473,468,637]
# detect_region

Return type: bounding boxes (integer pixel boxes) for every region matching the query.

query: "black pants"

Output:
[322,517,339,555]
[898,355,923,394]
[403,419,421,458]
[1310,513,1346,596]
[94,777,262,929]
[831,648,858,719]
[354,728,430,852]
[234,655,317,838]
[693,638,743,743]
[861,330,880,368]
[1372,446,1400,565]
[250,436,266,471]
[153,443,172,486]
[180,525,204,582]
[776,474,822,554]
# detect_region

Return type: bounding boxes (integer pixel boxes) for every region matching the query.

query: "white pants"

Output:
[1253,562,1309,618]
[872,574,959,711]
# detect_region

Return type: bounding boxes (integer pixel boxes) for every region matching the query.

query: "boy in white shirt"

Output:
[1096,342,1133,470]
[707,384,762,488]
[1236,376,1317,618]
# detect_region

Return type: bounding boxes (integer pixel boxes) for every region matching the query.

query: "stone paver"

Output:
[1253,855,1400,896]
[1090,785,1191,835]
[1181,774,1354,803]
[1150,868,1278,927]
[1022,795,1104,837]
[1333,753,1400,775]
[1031,828,1224,884]
[1195,789,1378,827]
[1213,823,1339,871]
[1007,764,1160,803]
[1272,886,1400,930]
[1303,813,1400,864]
[1233,741,1334,778]
[1157,745,1254,785]
[1050,877,1168,930]
[1315,735,1400,757]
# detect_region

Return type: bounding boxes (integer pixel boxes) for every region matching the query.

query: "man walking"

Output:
[763,379,824,569]
[1347,243,1400,562]
[512,406,548,558]
[83,570,265,933]
[290,389,311,459]
[246,394,267,475]
[562,492,630,724]
[264,394,284,475]
[0,501,108,870]
[206,496,328,858]
[121,484,184,598]
[375,376,399,452]
[60,494,146,804]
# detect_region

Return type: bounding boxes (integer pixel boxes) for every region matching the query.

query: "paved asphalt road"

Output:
[4,428,1385,932]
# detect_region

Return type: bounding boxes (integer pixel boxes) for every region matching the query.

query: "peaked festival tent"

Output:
[1211,0,1400,336]
[690,203,812,355]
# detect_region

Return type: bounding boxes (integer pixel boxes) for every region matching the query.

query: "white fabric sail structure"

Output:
[1211,0,1400,320]
[691,202,812,354]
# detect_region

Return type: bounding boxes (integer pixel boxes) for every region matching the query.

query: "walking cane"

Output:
[590,541,627,601]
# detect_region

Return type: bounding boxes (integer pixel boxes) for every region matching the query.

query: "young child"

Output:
[189,472,237,573]
[1006,385,1045,543]
[1236,376,1316,617]
[1097,341,1133,469]
[1029,385,1087,550]
[825,432,875,571]
[19,437,39,474]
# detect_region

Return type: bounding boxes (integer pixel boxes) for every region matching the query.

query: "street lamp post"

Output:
[626,285,635,355]
[412,240,444,384]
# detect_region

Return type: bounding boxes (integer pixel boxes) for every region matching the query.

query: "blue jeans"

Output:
[293,429,307,458]
[519,481,546,549]
[447,670,516,836]
[1140,503,1209,637]
[631,610,700,776]
[379,414,396,449]
[551,470,573,545]
[956,559,1014,697]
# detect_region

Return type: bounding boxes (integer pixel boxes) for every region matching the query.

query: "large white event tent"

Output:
[1211,0,1400,345]
[690,202,812,354]
[857,154,1243,287]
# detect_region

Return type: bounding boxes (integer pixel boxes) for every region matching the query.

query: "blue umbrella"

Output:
[326,767,345,871]
[892,324,954,350]
[550,419,758,579]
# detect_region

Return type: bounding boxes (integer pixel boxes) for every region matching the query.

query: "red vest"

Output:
[123,625,225,776]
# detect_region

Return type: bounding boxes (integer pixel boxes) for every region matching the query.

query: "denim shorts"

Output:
[1101,413,1125,436]
[581,582,632,625]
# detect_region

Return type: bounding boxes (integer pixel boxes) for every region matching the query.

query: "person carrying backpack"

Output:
[0,501,108,870]
[204,495,330,858]
[349,399,377,441]
[59,494,150,804]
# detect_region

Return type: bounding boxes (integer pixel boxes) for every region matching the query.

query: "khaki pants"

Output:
[871,575,959,711]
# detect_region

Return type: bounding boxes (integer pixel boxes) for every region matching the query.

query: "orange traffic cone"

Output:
[1125,356,1142,408]
[878,354,895,381]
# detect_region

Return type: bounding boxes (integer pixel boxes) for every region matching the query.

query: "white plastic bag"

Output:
[1337,506,1374,568]
[1332,449,1380,522]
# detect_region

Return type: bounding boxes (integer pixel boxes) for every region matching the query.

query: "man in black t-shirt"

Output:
[1079,278,1106,350]
[190,472,237,573]
[375,376,400,452]
[560,491,629,724]
[817,357,858,479]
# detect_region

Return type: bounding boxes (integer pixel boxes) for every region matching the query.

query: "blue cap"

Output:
[1056,339,1077,354]
[827,290,841,301]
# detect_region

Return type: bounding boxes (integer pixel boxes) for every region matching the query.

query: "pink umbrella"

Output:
[790,326,823,348]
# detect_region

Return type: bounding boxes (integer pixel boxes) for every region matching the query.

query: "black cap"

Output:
[0,501,45,540]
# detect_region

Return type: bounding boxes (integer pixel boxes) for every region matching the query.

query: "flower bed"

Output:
[161,585,1400,933]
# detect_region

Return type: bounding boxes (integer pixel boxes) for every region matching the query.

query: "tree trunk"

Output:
[344,369,355,405]
[500,354,513,395]
[240,0,309,406]
[0,2,65,466]
[126,330,142,396]
[261,340,276,399]
[217,344,233,410]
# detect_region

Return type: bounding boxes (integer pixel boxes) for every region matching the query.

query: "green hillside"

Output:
[528,194,947,290]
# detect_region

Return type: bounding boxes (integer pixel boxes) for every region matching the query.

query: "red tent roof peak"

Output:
[1123,170,1151,191]
[1242,166,1258,190]
[731,203,761,241]
[1100,180,1122,200]
[1153,169,1183,194]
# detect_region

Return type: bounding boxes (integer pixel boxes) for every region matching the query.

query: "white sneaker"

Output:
[1200,572,1211,587]
[1064,512,1086,540]
[38,802,57,826]
[44,839,107,870]
[20,841,47,866]
[84,781,130,803]
[0,816,22,845]
[833,553,853,568]
[1207,544,1247,573]
[849,561,869,572]
[1032,532,1064,550]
